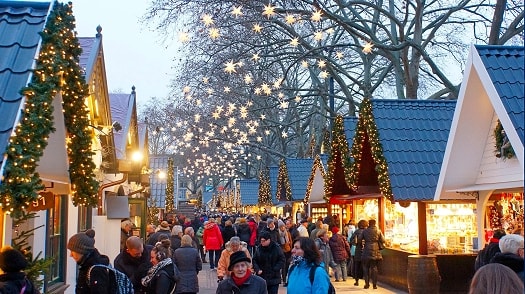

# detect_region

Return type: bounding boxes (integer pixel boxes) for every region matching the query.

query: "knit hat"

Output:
[67,229,96,254]
[228,250,251,271]
[332,227,339,234]
[0,247,28,272]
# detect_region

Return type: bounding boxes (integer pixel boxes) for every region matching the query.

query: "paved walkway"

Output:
[196,262,407,293]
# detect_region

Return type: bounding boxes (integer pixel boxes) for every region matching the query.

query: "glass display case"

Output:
[384,201,419,253]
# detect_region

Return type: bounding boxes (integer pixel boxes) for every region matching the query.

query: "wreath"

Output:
[493,120,515,159]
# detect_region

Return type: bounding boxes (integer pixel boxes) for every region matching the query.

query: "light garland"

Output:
[165,157,175,213]
[0,1,99,213]
[276,159,292,201]
[304,154,326,204]
[324,116,353,202]
[258,167,272,206]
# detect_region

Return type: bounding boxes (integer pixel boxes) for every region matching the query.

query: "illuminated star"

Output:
[336,51,344,59]
[290,38,299,47]
[224,60,236,73]
[201,14,214,26]
[252,53,260,62]
[231,6,243,17]
[194,114,201,122]
[257,136,263,142]
[203,77,209,84]
[320,70,329,78]
[295,95,301,102]
[326,28,335,34]
[178,32,190,42]
[262,4,276,18]
[209,28,220,39]
[285,14,296,24]
[212,112,220,119]
[278,92,285,99]
[317,59,327,68]
[280,101,289,109]
[311,9,323,22]
[183,86,191,93]
[224,87,231,93]
[301,60,309,68]
[254,87,262,95]
[282,131,288,138]
[253,24,262,33]
[314,31,324,41]
[207,88,214,94]
[260,114,266,120]
[244,74,253,84]
[363,42,374,54]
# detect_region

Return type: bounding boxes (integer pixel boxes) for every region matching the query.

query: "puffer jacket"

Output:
[173,245,202,293]
[287,260,330,294]
[490,252,525,281]
[252,241,285,286]
[329,233,350,262]
[203,222,224,250]
[360,225,385,261]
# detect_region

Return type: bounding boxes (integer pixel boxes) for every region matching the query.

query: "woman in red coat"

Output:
[203,218,224,270]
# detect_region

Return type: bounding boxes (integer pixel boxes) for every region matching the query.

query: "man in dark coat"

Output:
[489,234,524,281]
[146,221,171,246]
[360,219,385,290]
[474,229,505,271]
[252,231,285,294]
[114,236,153,293]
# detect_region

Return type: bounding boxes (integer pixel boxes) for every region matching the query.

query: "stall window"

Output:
[427,203,476,254]
[46,195,67,287]
[384,201,419,253]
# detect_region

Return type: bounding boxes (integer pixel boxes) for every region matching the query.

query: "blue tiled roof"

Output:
[344,116,358,144]
[269,165,278,203]
[239,179,259,205]
[110,92,136,159]
[0,1,50,170]
[371,99,456,201]
[149,155,169,207]
[286,158,314,201]
[475,45,524,145]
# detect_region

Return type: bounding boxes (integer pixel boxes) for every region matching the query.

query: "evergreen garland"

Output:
[324,115,353,201]
[0,2,99,212]
[258,167,272,206]
[349,99,394,202]
[165,157,175,213]
[493,119,515,159]
[276,159,292,201]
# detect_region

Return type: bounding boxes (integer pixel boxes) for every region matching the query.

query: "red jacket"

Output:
[248,219,258,246]
[203,222,223,250]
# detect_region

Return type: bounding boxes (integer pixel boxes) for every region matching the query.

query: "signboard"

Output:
[27,191,55,212]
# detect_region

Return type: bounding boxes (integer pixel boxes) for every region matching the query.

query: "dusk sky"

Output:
[73,0,178,105]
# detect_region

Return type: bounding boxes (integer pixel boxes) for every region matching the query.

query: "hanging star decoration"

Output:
[311,9,323,22]
[231,6,243,17]
[290,38,299,47]
[201,14,214,26]
[363,42,374,54]
[262,4,276,18]
[224,60,236,73]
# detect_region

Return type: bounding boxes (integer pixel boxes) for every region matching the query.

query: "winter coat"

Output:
[146,229,171,246]
[474,239,501,270]
[74,249,111,294]
[114,244,153,292]
[203,222,224,250]
[349,228,365,261]
[216,273,267,294]
[265,227,280,244]
[248,220,258,246]
[329,233,350,262]
[120,229,130,252]
[170,235,182,251]
[287,260,330,294]
[360,225,385,261]
[173,245,202,293]
[252,241,286,286]
[222,225,237,244]
[0,272,39,294]
[196,226,204,245]
[143,262,177,294]
[217,241,251,278]
[237,223,252,244]
[490,252,525,281]
[278,229,292,253]
[315,238,337,272]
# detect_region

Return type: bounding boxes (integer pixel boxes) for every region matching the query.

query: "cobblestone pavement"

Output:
[196,262,407,293]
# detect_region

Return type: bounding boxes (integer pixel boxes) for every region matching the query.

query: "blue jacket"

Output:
[287,260,330,294]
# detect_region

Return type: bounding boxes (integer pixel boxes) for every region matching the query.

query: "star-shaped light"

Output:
[196,99,202,106]
[203,77,209,84]
[209,28,220,39]
[363,42,374,54]
[295,95,301,102]
[326,28,335,34]
[257,136,263,142]
[280,101,289,109]
[317,59,327,68]
[264,130,271,135]
[301,60,309,68]
[278,92,285,99]
[224,86,231,93]
[281,131,288,138]
[336,51,344,59]
[261,83,271,95]
[194,114,201,122]
[224,60,236,73]
[244,74,253,84]
[228,103,237,113]
[253,24,262,33]
[231,6,243,17]
[262,4,276,18]
[311,9,323,21]
[254,87,262,95]
[314,31,324,41]
[178,32,190,42]
[260,114,266,120]
[252,53,260,62]
[183,86,191,93]
[185,94,192,101]
[212,111,220,119]
[201,14,214,26]
[207,88,214,94]
[290,38,299,47]
[320,70,329,79]
[273,78,283,89]
[285,14,296,24]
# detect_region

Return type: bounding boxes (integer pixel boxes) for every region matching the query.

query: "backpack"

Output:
[88,264,134,294]
[288,263,336,294]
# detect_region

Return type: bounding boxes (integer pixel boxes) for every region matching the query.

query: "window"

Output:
[46,195,67,288]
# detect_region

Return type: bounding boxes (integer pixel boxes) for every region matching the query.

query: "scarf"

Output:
[231,269,252,287]
[291,255,304,267]
[278,229,289,245]
[141,258,172,287]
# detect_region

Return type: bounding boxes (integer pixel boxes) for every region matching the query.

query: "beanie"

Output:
[332,227,339,234]
[0,247,28,272]
[67,229,96,254]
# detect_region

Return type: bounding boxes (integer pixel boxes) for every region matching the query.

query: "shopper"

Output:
[203,218,224,270]
[349,219,368,286]
[114,236,153,293]
[474,229,506,271]
[360,219,385,289]
[314,229,337,274]
[0,247,39,294]
[252,231,285,294]
[217,237,251,281]
[469,263,524,294]
[329,226,350,282]
[287,237,330,294]
[216,251,267,294]
[489,234,524,281]
[141,239,178,294]
[173,235,201,294]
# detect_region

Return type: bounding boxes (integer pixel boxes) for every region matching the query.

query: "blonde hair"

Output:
[181,235,193,247]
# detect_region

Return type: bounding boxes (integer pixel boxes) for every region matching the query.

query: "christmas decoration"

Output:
[165,157,175,213]
[305,155,326,203]
[493,119,515,159]
[258,168,272,206]
[0,1,99,214]
[324,116,353,202]
[276,159,292,202]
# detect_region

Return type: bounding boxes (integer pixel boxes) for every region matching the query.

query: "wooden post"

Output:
[418,202,428,255]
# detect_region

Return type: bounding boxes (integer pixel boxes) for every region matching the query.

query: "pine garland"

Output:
[324,115,353,201]
[258,167,272,206]
[165,157,175,212]
[276,159,292,201]
[0,1,99,213]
